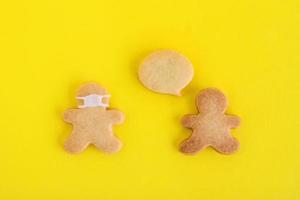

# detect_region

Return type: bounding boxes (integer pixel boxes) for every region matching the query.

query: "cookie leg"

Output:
[180,136,208,154]
[93,135,122,154]
[211,137,239,155]
[64,133,89,154]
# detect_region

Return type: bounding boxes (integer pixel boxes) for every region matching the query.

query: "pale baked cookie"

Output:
[63,83,125,154]
[180,88,240,155]
[138,50,194,96]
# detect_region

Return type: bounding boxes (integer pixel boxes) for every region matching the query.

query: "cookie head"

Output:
[76,83,110,109]
[196,88,228,114]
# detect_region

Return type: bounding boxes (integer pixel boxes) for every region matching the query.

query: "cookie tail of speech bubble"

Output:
[138,50,194,96]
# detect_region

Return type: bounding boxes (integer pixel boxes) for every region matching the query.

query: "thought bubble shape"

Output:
[138,50,194,96]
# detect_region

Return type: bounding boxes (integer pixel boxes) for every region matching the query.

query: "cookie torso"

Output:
[64,107,124,154]
[192,113,231,142]
[73,108,114,139]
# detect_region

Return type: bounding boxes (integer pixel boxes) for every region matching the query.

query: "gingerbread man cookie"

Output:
[180,88,240,155]
[63,83,125,154]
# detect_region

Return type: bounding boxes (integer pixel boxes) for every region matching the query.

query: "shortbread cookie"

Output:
[63,83,125,154]
[180,88,240,155]
[138,50,194,96]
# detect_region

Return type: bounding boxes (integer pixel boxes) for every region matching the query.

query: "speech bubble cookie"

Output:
[138,50,194,96]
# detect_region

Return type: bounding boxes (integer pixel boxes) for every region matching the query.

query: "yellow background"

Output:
[0,0,299,199]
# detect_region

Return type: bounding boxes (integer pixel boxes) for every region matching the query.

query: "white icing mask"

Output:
[76,94,110,108]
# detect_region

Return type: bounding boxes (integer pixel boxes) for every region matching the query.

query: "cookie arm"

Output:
[63,109,78,123]
[226,115,241,128]
[107,110,125,125]
[181,115,197,128]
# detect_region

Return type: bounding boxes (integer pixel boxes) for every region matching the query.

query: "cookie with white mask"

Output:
[63,83,125,154]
